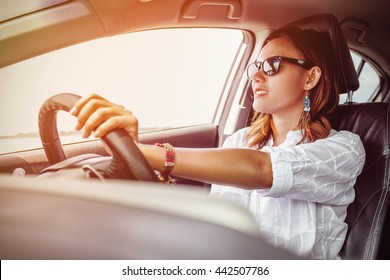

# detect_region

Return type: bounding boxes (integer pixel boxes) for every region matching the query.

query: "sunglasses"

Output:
[246,56,314,80]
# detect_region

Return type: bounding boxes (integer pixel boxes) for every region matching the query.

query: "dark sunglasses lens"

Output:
[247,57,282,80]
[263,57,281,76]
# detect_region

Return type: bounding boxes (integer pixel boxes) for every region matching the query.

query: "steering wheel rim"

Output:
[38,93,158,182]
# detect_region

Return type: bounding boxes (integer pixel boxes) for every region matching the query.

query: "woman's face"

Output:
[252,38,309,118]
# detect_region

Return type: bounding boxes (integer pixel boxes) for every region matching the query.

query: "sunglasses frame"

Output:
[246,56,314,80]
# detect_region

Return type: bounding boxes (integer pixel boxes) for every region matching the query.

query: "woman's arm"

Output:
[140,144,273,189]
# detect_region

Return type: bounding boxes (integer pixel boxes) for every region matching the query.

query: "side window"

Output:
[339,51,381,103]
[0,28,244,154]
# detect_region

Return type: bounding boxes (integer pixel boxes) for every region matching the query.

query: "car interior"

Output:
[0,0,389,260]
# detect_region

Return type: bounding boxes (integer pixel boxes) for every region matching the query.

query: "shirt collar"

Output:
[266,130,304,148]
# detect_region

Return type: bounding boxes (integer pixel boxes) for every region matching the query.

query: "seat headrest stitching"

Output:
[364,189,390,258]
[363,105,390,257]
[360,155,386,173]
[349,187,386,229]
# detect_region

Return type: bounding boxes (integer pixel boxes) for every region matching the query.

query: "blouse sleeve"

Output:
[263,130,366,205]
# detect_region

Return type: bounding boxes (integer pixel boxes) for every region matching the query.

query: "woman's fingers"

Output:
[81,106,115,138]
[82,106,134,138]
[94,114,139,142]
[75,99,114,131]
[70,93,106,117]
[69,93,138,141]
[76,101,114,133]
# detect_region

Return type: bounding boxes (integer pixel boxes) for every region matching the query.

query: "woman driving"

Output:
[69,27,365,259]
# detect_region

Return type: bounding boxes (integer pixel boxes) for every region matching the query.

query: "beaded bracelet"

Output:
[154,143,176,184]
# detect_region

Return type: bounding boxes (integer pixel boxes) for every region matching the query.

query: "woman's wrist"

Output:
[154,143,176,184]
[138,143,176,184]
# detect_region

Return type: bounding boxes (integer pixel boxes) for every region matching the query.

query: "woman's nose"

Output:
[252,68,265,82]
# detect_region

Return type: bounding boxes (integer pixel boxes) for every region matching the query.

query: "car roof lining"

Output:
[0,0,71,23]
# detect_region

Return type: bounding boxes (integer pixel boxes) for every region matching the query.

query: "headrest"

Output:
[286,14,359,93]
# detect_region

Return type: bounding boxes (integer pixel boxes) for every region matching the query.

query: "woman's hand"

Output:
[69,93,139,142]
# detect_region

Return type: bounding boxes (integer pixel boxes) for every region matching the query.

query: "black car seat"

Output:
[289,14,390,259]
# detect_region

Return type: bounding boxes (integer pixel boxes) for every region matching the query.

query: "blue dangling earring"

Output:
[304,94,310,112]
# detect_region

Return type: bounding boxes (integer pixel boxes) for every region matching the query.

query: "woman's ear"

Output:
[304,66,321,91]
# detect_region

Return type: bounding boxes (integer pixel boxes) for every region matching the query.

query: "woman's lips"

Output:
[254,89,268,97]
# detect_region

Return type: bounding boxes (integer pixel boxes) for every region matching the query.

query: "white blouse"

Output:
[210,128,365,259]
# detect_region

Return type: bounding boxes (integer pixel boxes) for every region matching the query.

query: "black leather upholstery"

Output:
[330,103,390,259]
[287,14,390,259]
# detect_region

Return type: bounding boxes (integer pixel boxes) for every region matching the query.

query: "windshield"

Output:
[0,28,243,154]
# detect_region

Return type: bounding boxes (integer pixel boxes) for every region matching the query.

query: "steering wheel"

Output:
[38,93,158,181]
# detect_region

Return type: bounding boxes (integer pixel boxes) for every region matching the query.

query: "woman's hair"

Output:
[247,27,340,148]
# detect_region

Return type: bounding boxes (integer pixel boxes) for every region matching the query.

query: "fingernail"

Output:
[82,131,89,138]
[75,123,82,131]
[94,131,101,138]
[69,107,76,115]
